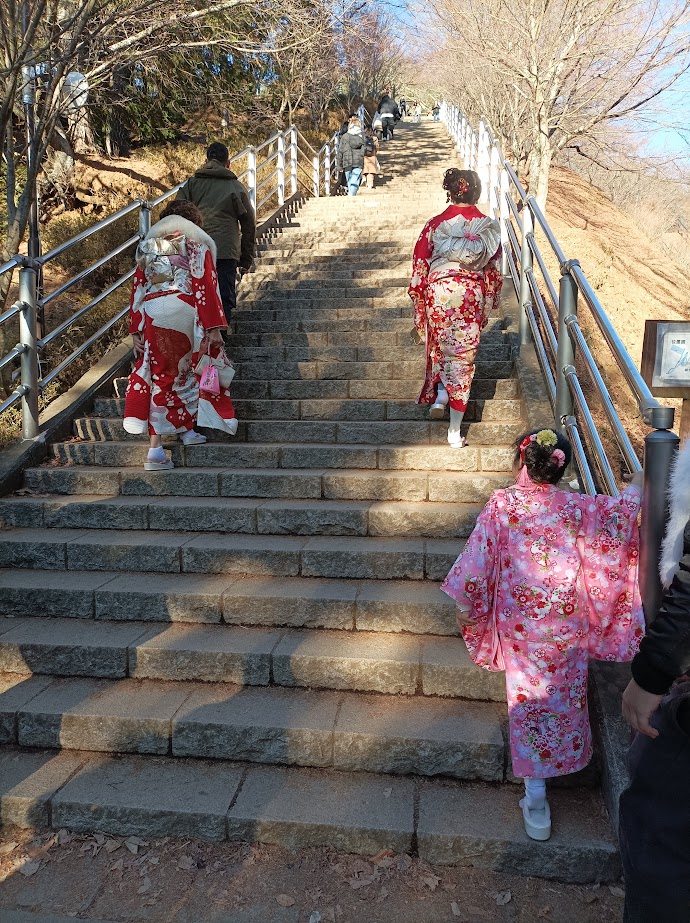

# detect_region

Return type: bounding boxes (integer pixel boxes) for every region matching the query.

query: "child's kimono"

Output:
[441,475,644,779]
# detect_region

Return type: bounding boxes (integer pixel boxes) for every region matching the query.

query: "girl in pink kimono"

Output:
[441,428,645,841]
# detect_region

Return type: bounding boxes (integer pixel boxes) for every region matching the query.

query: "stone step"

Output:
[112,372,519,401]
[226,344,512,364]
[0,673,506,780]
[0,616,504,700]
[48,440,515,471]
[93,396,523,423]
[225,322,508,349]
[70,416,524,445]
[21,466,511,503]
[0,571,461,634]
[236,317,416,334]
[246,270,411,284]
[0,748,618,881]
[257,254,409,268]
[0,494,489,539]
[0,529,463,580]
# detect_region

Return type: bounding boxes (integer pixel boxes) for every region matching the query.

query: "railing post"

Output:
[518,208,534,348]
[139,201,151,239]
[247,148,257,212]
[500,168,509,277]
[489,143,500,218]
[324,143,331,196]
[641,410,679,623]
[312,155,320,197]
[277,133,286,207]
[18,265,39,440]
[289,128,298,197]
[555,262,579,430]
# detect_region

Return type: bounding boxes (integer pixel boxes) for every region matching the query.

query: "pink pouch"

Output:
[199,364,220,395]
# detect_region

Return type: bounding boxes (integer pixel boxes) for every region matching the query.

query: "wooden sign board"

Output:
[642,320,690,440]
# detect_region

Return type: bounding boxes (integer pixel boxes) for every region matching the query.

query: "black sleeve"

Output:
[631,551,690,694]
[237,187,255,269]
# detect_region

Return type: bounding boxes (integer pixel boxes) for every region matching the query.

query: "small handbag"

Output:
[199,364,220,395]
[195,351,235,388]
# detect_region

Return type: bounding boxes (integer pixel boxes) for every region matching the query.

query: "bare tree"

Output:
[419,0,690,207]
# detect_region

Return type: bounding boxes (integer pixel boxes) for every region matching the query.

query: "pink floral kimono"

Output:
[441,477,645,779]
[409,204,503,411]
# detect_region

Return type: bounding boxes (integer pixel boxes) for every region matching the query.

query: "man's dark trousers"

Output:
[619,682,690,923]
[217,258,238,324]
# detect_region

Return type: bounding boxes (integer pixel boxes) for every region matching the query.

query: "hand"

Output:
[207,328,224,348]
[238,265,251,278]
[456,607,473,628]
[622,679,662,738]
[132,333,144,358]
[630,469,644,490]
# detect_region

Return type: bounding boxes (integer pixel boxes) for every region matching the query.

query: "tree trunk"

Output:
[528,130,552,211]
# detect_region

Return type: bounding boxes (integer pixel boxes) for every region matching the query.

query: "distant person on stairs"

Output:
[442,429,645,843]
[377,94,400,140]
[362,127,380,189]
[432,103,441,121]
[123,200,238,471]
[336,116,366,196]
[176,141,256,326]
[408,168,502,448]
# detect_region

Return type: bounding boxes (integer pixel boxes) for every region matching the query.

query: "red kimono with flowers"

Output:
[441,479,644,779]
[124,234,236,436]
[409,204,502,411]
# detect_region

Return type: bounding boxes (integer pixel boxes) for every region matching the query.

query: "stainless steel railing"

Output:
[0,122,343,443]
[441,101,680,621]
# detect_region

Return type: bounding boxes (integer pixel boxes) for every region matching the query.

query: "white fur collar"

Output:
[659,437,690,586]
[146,215,217,262]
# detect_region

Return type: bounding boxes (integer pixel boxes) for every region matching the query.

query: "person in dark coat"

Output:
[336,116,366,196]
[620,437,690,923]
[176,142,255,325]
[378,94,400,140]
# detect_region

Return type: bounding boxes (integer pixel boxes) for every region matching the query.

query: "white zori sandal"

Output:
[144,447,174,471]
[519,795,552,841]
[447,433,468,449]
[429,386,449,420]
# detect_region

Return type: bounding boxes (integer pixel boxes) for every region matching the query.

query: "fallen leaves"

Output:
[423,874,441,891]
[451,901,463,917]
[0,842,20,855]
[17,858,41,877]
[496,890,512,905]
[177,855,195,871]
[609,885,625,898]
[276,894,295,907]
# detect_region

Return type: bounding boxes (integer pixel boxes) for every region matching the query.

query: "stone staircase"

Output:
[0,120,618,883]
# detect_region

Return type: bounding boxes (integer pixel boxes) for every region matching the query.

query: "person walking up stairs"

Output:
[0,119,619,882]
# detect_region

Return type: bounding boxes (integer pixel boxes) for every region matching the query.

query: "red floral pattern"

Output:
[409,205,502,410]
[441,479,644,779]
[123,243,235,436]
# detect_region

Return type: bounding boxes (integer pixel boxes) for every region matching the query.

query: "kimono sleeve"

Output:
[580,485,645,661]
[441,500,499,618]
[482,253,503,324]
[129,267,146,335]
[409,220,434,333]
[193,249,228,331]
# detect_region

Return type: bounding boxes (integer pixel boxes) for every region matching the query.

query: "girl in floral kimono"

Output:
[123,200,237,470]
[409,168,502,448]
[441,428,645,840]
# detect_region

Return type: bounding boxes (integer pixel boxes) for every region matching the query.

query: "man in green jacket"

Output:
[176,142,256,325]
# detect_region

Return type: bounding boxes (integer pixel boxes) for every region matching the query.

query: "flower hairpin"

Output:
[519,429,559,459]
[457,178,469,194]
[551,448,566,466]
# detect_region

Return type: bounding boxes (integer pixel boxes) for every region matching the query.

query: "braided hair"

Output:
[442,168,481,205]
[513,428,572,484]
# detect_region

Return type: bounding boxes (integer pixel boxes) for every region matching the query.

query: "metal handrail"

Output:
[37,200,142,266]
[442,99,680,621]
[40,235,139,308]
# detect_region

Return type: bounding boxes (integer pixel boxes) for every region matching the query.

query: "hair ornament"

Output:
[536,429,558,448]
[518,433,536,457]
[457,178,469,195]
[551,448,566,466]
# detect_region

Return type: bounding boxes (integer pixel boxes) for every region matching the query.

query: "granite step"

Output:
[0,494,488,539]
[112,373,519,401]
[0,617,504,700]
[93,396,523,423]
[0,572,461,634]
[21,466,512,503]
[0,748,618,881]
[70,416,524,445]
[48,440,515,471]
[0,673,505,780]
[223,343,512,363]
[0,529,464,580]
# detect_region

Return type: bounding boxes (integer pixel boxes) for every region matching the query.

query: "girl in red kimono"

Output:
[442,428,644,841]
[409,169,502,448]
[123,201,237,470]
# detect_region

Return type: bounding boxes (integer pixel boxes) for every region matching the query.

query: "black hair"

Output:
[513,428,572,485]
[207,142,229,164]
[442,168,481,205]
[160,199,204,228]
